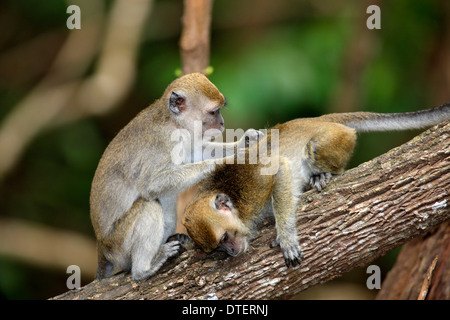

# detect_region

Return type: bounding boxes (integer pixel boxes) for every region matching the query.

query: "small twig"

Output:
[417,255,439,300]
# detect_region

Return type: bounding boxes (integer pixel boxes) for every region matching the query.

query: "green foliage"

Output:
[7,0,67,29]
[209,20,348,129]
[2,120,105,234]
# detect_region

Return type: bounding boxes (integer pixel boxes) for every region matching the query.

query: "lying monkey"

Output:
[183,103,450,267]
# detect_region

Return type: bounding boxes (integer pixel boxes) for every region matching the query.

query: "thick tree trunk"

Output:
[53,120,450,300]
[376,221,449,300]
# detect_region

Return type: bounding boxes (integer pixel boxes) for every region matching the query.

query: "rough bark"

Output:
[53,121,450,300]
[376,221,449,300]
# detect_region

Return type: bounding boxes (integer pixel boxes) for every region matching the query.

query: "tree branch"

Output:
[53,121,450,300]
[376,221,449,300]
[0,218,97,278]
[0,0,152,181]
[180,0,213,74]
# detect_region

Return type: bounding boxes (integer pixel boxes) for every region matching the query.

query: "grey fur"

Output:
[320,102,450,132]
[90,73,261,281]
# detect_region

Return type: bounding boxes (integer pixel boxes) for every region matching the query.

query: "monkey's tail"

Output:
[318,102,450,132]
[95,245,115,280]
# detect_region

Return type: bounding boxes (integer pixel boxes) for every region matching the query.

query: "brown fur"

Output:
[163,72,225,106]
[183,117,356,257]
[183,103,450,266]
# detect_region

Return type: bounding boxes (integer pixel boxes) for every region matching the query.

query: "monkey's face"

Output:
[167,73,226,139]
[201,98,225,139]
[183,193,250,257]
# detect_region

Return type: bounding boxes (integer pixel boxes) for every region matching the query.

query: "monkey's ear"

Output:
[214,193,233,211]
[169,91,187,114]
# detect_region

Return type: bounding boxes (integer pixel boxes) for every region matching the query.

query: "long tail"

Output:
[318,102,450,132]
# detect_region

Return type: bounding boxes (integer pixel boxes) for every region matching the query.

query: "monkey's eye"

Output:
[209,108,220,116]
[220,232,228,244]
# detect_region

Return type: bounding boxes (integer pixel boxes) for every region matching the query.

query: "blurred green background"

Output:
[0,0,448,299]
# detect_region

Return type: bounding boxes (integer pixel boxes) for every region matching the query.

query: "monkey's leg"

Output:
[159,193,193,250]
[95,244,115,279]
[270,159,302,267]
[306,123,356,191]
[127,199,181,281]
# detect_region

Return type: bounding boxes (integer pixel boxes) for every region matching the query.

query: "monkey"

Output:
[182,103,450,267]
[90,72,262,280]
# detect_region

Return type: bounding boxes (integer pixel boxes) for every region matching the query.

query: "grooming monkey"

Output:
[183,103,450,267]
[90,73,260,280]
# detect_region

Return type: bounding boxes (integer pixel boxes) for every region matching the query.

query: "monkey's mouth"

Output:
[225,249,240,257]
[221,240,249,257]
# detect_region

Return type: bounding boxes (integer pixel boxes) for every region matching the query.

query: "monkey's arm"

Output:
[270,159,302,267]
[205,128,264,159]
[144,159,218,198]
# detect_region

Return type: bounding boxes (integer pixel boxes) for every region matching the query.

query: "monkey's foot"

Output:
[162,240,183,258]
[271,239,302,268]
[167,233,191,245]
[309,172,332,191]
[166,233,194,251]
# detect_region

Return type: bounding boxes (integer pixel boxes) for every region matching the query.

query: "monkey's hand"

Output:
[271,238,302,268]
[238,128,264,150]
